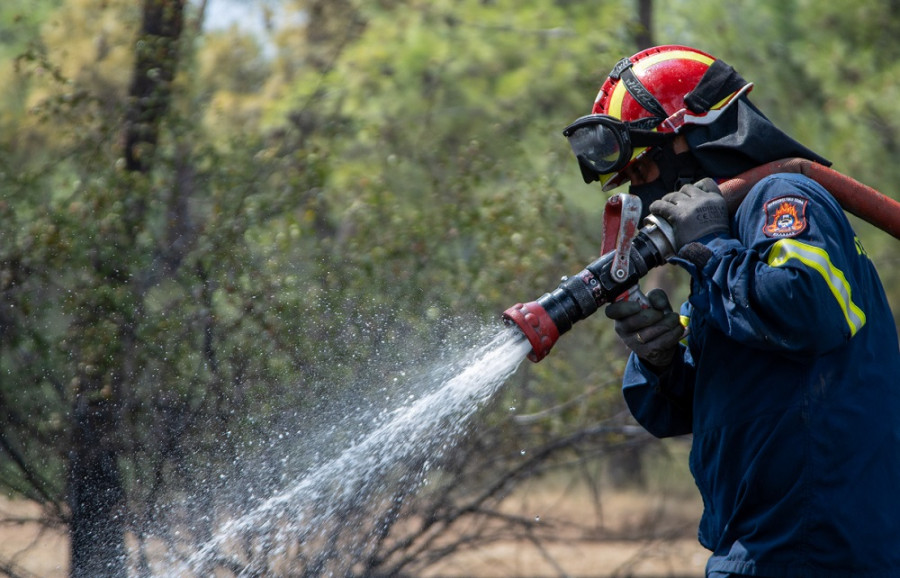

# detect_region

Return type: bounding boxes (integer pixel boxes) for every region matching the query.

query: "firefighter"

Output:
[564,45,900,577]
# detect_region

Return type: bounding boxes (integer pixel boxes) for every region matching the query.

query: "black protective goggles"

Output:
[562,114,673,184]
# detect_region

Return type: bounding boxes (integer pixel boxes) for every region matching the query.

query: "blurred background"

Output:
[1,0,898,576]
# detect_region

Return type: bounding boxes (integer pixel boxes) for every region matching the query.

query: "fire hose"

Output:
[503,158,900,362]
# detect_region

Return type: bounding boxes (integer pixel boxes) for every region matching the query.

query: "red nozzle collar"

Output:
[502,302,560,362]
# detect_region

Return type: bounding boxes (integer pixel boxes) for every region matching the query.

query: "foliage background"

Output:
[0,0,898,575]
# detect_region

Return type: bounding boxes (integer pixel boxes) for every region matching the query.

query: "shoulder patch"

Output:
[763,195,808,238]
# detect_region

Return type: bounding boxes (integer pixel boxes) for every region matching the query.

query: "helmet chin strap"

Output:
[627,141,708,221]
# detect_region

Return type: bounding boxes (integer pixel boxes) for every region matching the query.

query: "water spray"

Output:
[504,158,900,362]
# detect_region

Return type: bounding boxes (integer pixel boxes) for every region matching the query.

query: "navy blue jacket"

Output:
[622,173,900,577]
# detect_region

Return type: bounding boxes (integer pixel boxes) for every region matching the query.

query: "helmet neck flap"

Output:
[684,95,831,179]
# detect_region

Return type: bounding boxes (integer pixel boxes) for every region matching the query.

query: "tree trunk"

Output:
[69,389,127,577]
[67,1,186,576]
[634,0,654,50]
[124,0,186,174]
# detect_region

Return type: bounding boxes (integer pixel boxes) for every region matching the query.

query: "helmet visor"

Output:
[563,114,673,185]
[563,115,631,183]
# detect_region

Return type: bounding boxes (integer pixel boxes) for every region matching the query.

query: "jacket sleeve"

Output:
[621,322,695,438]
[672,173,866,356]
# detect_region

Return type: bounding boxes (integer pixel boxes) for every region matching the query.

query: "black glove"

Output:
[649,178,729,250]
[604,288,684,371]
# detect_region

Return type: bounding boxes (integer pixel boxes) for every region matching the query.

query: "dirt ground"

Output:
[0,497,68,577]
[425,539,708,578]
[423,489,708,577]
[0,484,708,577]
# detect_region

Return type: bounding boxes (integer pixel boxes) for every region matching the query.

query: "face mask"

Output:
[628,179,670,222]
[627,143,707,221]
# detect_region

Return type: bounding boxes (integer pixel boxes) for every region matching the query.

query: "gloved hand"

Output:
[604,288,684,371]
[649,178,729,250]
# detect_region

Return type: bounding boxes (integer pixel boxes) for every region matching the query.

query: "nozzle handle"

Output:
[503,217,676,362]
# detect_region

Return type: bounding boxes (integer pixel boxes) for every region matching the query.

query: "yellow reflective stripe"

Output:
[767,239,866,336]
[607,50,715,119]
[606,79,628,119]
[710,93,734,110]
[634,49,714,72]
[678,314,690,346]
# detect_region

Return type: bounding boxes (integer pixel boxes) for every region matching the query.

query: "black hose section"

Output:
[534,229,668,336]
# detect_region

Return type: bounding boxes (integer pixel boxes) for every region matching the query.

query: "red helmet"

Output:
[588,45,752,190]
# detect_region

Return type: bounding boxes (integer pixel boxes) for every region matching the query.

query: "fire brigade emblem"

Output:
[763,196,808,238]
